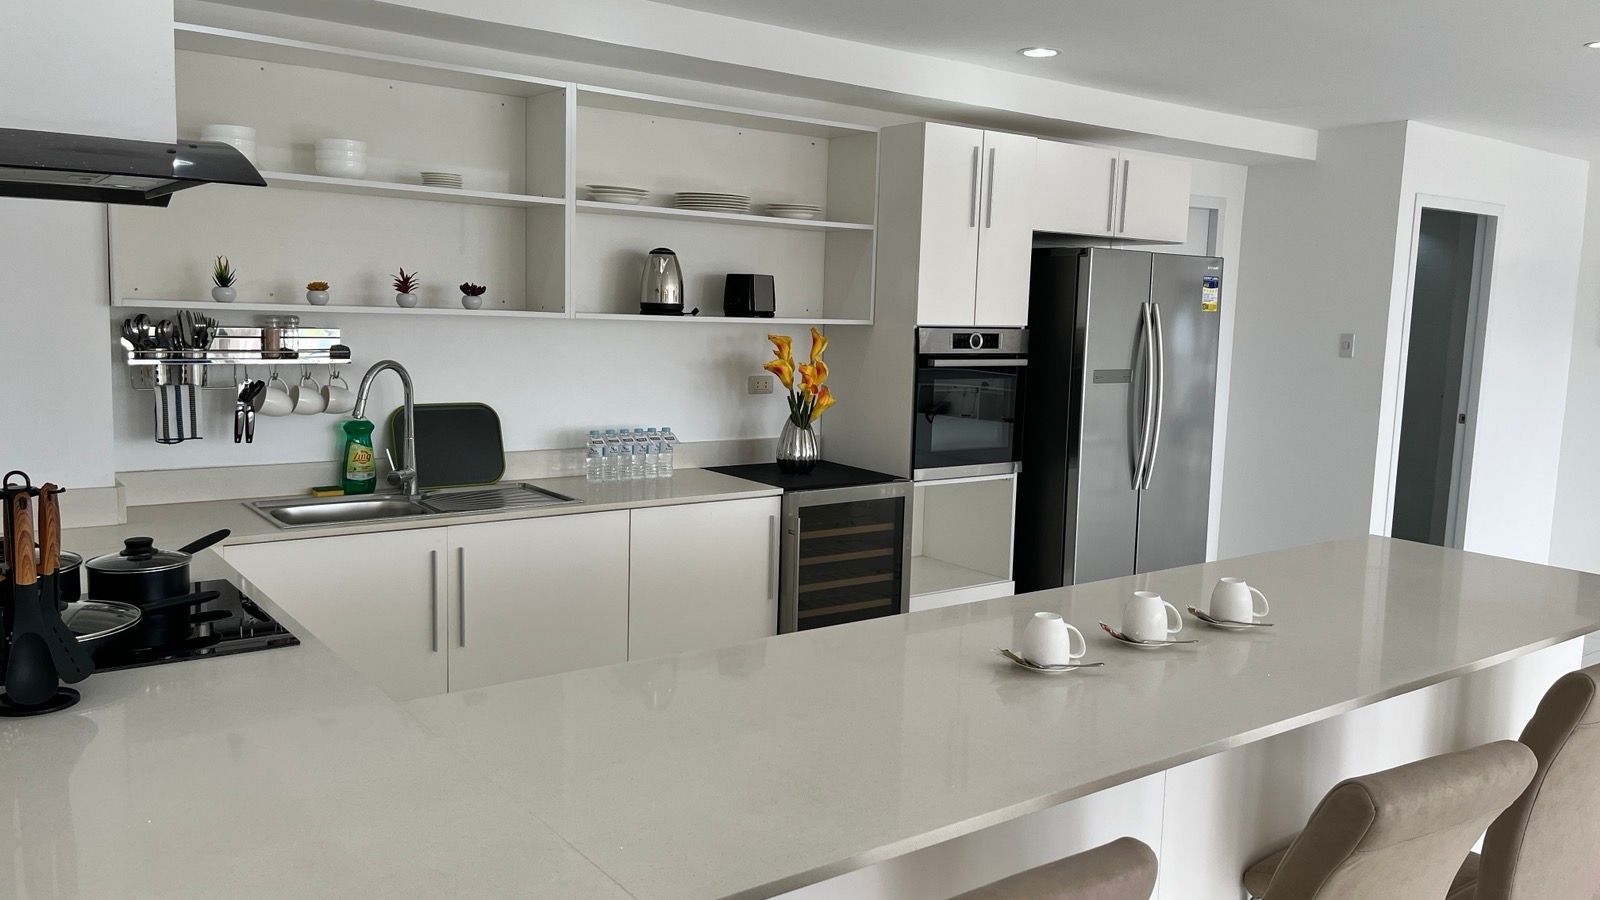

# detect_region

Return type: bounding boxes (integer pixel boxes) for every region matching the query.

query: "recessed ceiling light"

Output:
[1018,47,1060,59]
[1587,41,1600,48]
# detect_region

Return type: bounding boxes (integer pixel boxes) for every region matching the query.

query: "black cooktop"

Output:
[75,579,298,673]
[708,461,902,492]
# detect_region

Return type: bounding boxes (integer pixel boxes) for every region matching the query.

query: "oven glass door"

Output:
[913,361,1024,474]
[793,495,907,631]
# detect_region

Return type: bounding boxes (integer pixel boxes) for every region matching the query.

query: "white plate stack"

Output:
[586,184,649,204]
[674,191,752,214]
[764,203,824,220]
[314,138,367,178]
[420,171,464,189]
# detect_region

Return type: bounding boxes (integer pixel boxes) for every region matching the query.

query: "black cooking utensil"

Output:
[35,485,92,683]
[1,490,77,710]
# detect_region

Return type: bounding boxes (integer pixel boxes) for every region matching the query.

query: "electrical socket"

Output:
[748,374,774,395]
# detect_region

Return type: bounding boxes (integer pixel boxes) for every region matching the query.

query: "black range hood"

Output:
[0,127,265,207]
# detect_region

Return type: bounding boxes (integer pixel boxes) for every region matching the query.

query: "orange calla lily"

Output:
[798,363,818,391]
[764,357,795,390]
[809,385,836,422]
[811,358,828,386]
[809,327,828,363]
[768,334,794,364]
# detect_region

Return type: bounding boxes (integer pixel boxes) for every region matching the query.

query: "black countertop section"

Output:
[706,462,902,492]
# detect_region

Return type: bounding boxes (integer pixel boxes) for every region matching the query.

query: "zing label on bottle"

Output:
[346,444,376,482]
[1201,274,1221,313]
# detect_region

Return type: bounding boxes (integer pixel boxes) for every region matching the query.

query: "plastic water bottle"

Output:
[584,430,605,482]
[632,428,653,479]
[659,426,676,477]
[627,431,646,480]
[643,427,661,478]
[603,429,623,480]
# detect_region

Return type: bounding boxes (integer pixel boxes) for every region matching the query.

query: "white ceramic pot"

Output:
[395,292,418,308]
[306,290,329,306]
[461,294,483,310]
[314,157,367,178]
[211,286,236,303]
[314,138,366,155]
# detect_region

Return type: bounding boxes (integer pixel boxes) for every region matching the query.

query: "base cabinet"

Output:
[628,496,782,660]
[227,528,449,701]
[446,512,630,692]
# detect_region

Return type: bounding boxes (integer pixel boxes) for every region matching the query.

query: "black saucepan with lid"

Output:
[84,530,229,605]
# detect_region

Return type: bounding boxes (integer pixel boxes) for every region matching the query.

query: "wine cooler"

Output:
[778,482,911,632]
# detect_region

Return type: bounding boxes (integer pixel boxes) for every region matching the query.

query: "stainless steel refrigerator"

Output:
[1015,248,1222,589]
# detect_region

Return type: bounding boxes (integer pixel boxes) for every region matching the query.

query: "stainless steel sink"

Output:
[250,496,436,528]
[248,483,578,529]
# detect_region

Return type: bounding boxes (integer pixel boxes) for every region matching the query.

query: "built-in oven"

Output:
[912,327,1028,481]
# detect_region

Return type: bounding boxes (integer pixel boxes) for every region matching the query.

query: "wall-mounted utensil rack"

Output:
[121,323,351,391]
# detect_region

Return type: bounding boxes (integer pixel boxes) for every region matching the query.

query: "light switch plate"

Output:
[748,374,774,395]
[1338,333,1355,358]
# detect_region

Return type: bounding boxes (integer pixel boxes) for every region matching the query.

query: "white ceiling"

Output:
[647,0,1600,159]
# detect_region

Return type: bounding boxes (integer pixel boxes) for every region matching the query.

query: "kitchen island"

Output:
[4,535,1598,898]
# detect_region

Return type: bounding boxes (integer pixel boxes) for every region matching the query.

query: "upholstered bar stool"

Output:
[1447,663,1600,900]
[1241,740,1536,899]
[953,836,1157,900]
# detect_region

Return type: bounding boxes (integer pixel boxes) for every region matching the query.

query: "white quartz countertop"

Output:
[6,536,1600,898]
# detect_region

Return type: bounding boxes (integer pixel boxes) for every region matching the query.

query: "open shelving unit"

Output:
[908,474,1018,612]
[107,25,879,326]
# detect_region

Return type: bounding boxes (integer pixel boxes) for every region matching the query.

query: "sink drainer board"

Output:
[386,402,505,489]
[419,484,576,514]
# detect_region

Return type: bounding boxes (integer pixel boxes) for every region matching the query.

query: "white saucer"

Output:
[1187,606,1271,630]
[993,648,1102,674]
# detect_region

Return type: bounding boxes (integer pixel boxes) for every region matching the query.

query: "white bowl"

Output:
[212,138,257,163]
[315,148,367,160]
[315,138,366,154]
[315,157,368,178]
[201,124,256,141]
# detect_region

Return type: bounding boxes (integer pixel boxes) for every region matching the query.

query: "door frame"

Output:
[1375,194,1500,549]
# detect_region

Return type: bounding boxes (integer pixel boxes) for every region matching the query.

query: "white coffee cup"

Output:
[255,374,294,417]
[321,371,355,415]
[290,372,326,415]
[1122,590,1183,642]
[1210,577,1269,623]
[1021,611,1087,667]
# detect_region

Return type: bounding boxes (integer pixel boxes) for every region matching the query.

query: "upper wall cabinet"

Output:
[878,123,1037,328]
[1035,141,1192,243]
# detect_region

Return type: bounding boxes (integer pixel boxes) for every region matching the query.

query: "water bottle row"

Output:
[585,427,677,481]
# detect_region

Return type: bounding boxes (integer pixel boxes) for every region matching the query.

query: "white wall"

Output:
[1373,124,1588,563]
[1551,174,1600,577]
[1221,122,1590,563]
[0,0,176,512]
[1218,124,1409,556]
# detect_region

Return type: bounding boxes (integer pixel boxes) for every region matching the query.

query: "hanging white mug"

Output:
[1210,577,1269,623]
[1021,611,1087,667]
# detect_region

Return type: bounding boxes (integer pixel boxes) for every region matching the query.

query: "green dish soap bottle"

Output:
[341,418,377,495]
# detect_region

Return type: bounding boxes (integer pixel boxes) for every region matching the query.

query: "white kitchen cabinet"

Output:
[445,512,630,691]
[1034,141,1120,237]
[226,528,449,701]
[1034,141,1191,243]
[628,497,783,659]
[973,130,1039,327]
[1115,151,1192,243]
[882,122,1037,328]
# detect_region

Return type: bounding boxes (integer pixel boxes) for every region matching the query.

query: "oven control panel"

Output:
[916,327,1028,356]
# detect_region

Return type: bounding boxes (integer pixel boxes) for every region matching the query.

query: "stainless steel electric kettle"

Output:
[639,248,696,316]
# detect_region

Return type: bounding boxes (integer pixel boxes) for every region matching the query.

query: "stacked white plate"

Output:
[586,184,649,204]
[420,171,464,189]
[765,203,824,220]
[674,191,752,214]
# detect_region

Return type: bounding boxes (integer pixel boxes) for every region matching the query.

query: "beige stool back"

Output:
[1475,664,1600,899]
[952,836,1157,900]
[1262,740,1535,900]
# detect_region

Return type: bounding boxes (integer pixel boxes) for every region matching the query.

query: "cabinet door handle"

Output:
[969,146,982,228]
[1118,158,1131,234]
[984,147,998,229]
[1106,157,1118,233]
[457,546,467,648]
[429,549,439,653]
[768,515,779,602]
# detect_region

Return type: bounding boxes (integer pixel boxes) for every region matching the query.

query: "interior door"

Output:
[916,123,985,326]
[1034,140,1118,237]
[1134,254,1221,573]
[445,511,630,692]
[974,130,1038,326]
[1070,249,1152,584]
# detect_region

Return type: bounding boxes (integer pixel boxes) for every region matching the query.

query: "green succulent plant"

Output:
[212,256,237,288]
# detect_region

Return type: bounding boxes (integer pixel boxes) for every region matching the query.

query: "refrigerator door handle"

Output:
[1131,301,1155,489]
[1141,302,1167,490]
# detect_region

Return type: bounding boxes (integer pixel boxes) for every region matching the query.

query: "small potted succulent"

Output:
[211,256,238,303]
[392,268,420,308]
[460,282,487,310]
[305,280,330,306]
